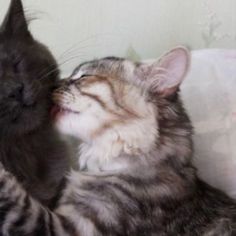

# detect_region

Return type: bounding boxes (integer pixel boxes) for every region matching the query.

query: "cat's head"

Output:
[0,0,59,135]
[54,47,192,161]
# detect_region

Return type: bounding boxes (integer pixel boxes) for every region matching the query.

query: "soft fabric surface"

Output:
[182,49,236,198]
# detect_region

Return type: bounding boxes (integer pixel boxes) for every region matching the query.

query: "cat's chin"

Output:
[51,105,61,120]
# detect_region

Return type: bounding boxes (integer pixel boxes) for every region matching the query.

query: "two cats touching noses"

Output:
[0,0,236,235]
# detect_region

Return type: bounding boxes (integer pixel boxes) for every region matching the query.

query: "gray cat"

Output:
[0,47,236,235]
[0,0,69,207]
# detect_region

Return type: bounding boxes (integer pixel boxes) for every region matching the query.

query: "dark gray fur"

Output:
[0,0,69,207]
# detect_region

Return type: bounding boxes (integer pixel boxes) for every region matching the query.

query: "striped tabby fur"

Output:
[1,47,236,236]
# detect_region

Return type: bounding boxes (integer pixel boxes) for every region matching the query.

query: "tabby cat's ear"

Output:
[0,0,31,38]
[137,47,190,97]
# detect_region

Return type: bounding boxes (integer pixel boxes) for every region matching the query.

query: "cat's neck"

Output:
[78,97,193,173]
[79,117,157,172]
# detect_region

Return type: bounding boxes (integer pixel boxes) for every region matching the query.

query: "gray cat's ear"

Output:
[137,47,190,97]
[0,0,31,38]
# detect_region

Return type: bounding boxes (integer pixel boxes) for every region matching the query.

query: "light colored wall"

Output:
[0,0,236,76]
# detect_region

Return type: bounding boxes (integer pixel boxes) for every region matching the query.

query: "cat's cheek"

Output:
[55,112,103,142]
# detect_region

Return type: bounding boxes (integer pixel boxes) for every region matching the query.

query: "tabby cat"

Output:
[0,0,69,206]
[1,47,236,235]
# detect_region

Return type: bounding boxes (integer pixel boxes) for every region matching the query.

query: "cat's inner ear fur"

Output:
[136,47,190,97]
[0,0,31,38]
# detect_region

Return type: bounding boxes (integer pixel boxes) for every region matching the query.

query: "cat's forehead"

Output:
[71,57,136,80]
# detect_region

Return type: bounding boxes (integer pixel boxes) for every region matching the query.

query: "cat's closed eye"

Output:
[80,74,89,78]
[69,74,92,85]
[77,74,92,80]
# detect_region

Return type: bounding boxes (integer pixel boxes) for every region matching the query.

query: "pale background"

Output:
[0,0,236,76]
[1,1,236,196]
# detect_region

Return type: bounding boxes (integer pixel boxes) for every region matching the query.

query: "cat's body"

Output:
[0,0,69,206]
[0,125,68,206]
[1,47,236,235]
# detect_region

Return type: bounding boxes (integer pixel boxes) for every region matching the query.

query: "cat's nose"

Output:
[8,82,24,102]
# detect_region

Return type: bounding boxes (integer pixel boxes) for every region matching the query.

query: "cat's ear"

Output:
[137,47,190,97]
[0,0,31,38]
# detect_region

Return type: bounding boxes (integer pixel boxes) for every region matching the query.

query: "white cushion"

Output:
[181,49,236,198]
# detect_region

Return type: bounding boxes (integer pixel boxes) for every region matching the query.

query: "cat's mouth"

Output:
[51,104,79,119]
